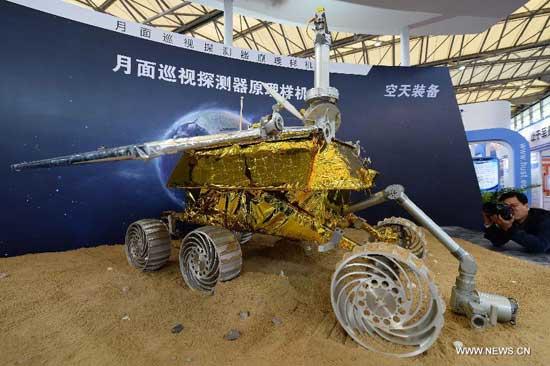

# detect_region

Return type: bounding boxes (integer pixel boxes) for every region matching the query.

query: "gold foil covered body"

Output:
[166,133,388,250]
[167,137,377,191]
[179,190,334,243]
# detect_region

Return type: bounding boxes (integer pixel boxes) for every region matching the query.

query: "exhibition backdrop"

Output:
[1,0,482,256]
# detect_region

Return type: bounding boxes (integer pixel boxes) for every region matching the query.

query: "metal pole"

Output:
[308,9,333,91]
[344,191,386,213]
[345,185,469,261]
[400,26,410,66]
[224,0,233,46]
[239,96,243,131]
[314,40,330,89]
[142,1,190,24]
[397,191,470,260]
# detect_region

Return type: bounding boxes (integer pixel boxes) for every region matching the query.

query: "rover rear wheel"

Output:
[331,243,444,357]
[376,217,427,258]
[125,219,171,271]
[179,226,242,292]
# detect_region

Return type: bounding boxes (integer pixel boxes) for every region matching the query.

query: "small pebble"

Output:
[279,270,285,277]
[511,280,517,284]
[272,317,283,326]
[0,272,8,279]
[121,314,130,321]
[107,267,113,271]
[224,329,241,341]
[185,357,193,362]
[239,311,250,320]
[171,324,184,334]
[122,286,130,293]
[453,340,464,351]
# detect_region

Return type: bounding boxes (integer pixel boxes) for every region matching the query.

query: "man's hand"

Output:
[495,214,514,231]
[482,212,497,227]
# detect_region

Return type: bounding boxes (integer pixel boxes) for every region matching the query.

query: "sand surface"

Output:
[1,230,549,366]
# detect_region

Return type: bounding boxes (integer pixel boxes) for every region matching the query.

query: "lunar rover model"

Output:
[12,9,518,357]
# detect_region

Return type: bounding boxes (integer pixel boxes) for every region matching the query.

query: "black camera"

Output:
[482,202,513,220]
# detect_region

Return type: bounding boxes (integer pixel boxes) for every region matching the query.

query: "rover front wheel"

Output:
[125,219,171,271]
[330,243,445,357]
[179,226,242,292]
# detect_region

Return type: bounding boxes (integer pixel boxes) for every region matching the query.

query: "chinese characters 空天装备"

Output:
[384,83,440,98]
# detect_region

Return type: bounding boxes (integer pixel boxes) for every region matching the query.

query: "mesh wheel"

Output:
[125,219,171,271]
[331,243,445,357]
[179,226,242,292]
[376,217,427,258]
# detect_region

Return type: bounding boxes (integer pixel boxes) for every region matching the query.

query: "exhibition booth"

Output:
[2,0,481,256]
[518,116,550,210]
[466,128,531,202]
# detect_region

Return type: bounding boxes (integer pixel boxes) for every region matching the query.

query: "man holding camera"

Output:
[483,191,550,253]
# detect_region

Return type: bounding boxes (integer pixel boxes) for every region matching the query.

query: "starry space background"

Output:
[0,1,481,256]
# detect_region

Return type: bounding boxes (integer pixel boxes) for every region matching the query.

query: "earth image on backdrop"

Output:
[156,109,250,207]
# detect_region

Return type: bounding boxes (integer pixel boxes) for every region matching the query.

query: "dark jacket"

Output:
[484,208,550,253]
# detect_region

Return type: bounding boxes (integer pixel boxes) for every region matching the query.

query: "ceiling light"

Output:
[519,85,526,89]
[459,65,466,71]
[374,41,382,47]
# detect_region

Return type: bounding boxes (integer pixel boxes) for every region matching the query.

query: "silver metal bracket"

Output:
[318,228,344,252]
[260,112,284,136]
[305,87,339,102]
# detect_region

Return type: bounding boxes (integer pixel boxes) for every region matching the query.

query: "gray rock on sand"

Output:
[172,324,184,334]
[224,329,241,341]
